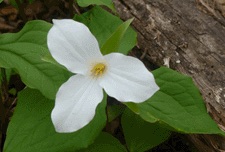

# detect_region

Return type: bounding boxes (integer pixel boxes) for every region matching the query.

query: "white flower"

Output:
[47,19,159,133]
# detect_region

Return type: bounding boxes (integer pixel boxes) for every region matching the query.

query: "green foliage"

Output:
[41,53,68,70]
[1,1,224,151]
[76,0,115,12]
[74,6,137,55]
[101,19,133,55]
[127,67,224,135]
[122,108,171,152]
[4,88,107,152]
[0,0,3,3]
[79,132,127,152]
[0,20,71,99]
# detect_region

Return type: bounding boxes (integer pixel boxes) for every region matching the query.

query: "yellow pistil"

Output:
[91,63,106,77]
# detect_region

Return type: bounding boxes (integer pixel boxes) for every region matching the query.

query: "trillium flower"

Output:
[47,19,159,133]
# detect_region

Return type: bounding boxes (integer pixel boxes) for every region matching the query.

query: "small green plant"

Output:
[0,1,224,152]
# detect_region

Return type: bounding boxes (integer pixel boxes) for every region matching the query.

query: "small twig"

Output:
[140,49,148,59]
[5,97,17,119]
[198,0,219,17]
[73,1,81,15]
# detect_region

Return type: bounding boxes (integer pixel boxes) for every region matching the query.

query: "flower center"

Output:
[91,63,106,77]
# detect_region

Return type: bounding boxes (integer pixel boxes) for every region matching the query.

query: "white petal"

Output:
[47,19,103,74]
[100,53,159,103]
[51,74,103,133]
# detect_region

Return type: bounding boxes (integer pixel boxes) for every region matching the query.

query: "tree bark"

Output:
[113,0,225,151]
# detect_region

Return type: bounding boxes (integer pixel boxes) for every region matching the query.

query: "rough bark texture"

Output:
[113,0,225,151]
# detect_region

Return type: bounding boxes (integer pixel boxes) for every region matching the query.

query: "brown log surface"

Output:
[113,0,225,151]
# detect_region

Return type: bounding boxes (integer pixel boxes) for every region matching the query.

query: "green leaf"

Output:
[4,88,107,152]
[77,0,115,12]
[41,53,67,70]
[122,108,171,152]
[0,20,71,99]
[0,0,3,3]
[74,6,137,55]
[101,19,133,55]
[124,102,158,123]
[79,132,127,152]
[128,67,224,135]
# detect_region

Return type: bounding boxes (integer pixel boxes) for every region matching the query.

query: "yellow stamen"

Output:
[91,63,106,77]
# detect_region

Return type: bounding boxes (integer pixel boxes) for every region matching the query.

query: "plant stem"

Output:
[73,0,81,15]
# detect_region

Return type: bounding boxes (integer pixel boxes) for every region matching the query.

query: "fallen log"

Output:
[113,0,225,151]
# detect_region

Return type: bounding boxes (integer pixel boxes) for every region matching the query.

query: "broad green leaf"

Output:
[79,132,127,152]
[77,0,115,12]
[128,67,224,135]
[0,0,3,3]
[0,20,71,99]
[41,53,67,70]
[4,88,107,152]
[124,102,158,123]
[74,6,137,55]
[101,19,133,55]
[122,108,171,152]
